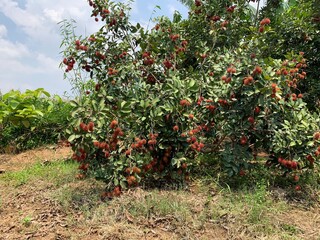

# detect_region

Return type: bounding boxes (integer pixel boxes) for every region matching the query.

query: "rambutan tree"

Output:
[61,0,320,196]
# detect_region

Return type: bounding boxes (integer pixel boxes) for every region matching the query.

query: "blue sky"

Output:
[0,0,188,96]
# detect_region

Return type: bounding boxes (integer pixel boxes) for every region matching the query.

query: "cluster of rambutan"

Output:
[62,57,75,72]
[197,96,205,105]
[226,5,236,13]
[72,148,87,162]
[278,157,299,169]
[101,186,121,200]
[126,175,138,186]
[209,15,221,22]
[125,166,141,175]
[79,122,94,132]
[270,83,280,98]
[146,74,157,84]
[92,120,124,158]
[221,75,232,84]
[199,98,216,113]
[107,67,118,76]
[142,52,155,66]
[119,51,127,59]
[183,127,205,152]
[142,158,157,172]
[163,58,173,69]
[141,146,176,174]
[227,66,236,74]
[195,0,202,7]
[162,147,173,164]
[170,34,180,42]
[220,20,229,29]
[125,166,141,187]
[253,66,263,75]
[149,147,174,173]
[243,75,254,85]
[286,93,303,101]
[72,39,88,52]
[147,133,158,151]
[259,18,271,33]
[218,98,228,107]
[94,51,106,62]
[79,163,89,171]
[242,66,261,85]
[88,0,124,25]
[175,45,187,54]
[128,137,147,155]
[281,60,307,90]
[190,141,205,152]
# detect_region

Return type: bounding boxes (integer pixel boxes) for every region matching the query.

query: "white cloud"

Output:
[35,53,60,73]
[43,8,63,23]
[0,25,7,38]
[0,1,43,35]
[0,0,103,95]
[0,38,30,59]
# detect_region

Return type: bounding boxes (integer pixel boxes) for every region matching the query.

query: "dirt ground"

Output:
[0,146,72,172]
[1,147,320,240]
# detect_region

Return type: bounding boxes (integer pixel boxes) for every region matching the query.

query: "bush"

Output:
[0,89,72,152]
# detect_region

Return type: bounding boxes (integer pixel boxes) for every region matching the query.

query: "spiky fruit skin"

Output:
[260,18,271,26]
[239,169,246,176]
[113,186,121,197]
[248,116,255,124]
[110,120,118,129]
[240,136,247,145]
[181,163,187,169]
[132,166,141,174]
[88,122,94,132]
[314,132,320,141]
[126,175,137,186]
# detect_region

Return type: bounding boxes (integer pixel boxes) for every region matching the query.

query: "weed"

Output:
[22,216,32,227]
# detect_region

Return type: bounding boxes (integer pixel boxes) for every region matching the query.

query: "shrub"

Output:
[0,89,72,152]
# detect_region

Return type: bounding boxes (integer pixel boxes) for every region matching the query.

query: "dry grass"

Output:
[1,148,320,240]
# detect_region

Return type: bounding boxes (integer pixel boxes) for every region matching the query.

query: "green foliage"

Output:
[260,0,320,109]
[0,88,50,128]
[0,89,72,152]
[60,0,320,193]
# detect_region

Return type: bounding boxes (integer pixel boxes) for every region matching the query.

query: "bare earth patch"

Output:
[0,146,72,172]
[0,147,320,239]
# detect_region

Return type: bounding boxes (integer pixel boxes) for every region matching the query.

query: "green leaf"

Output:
[8,100,20,110]
[68,134,77,142]
[22,120,30,128]
[289,141,296,147]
